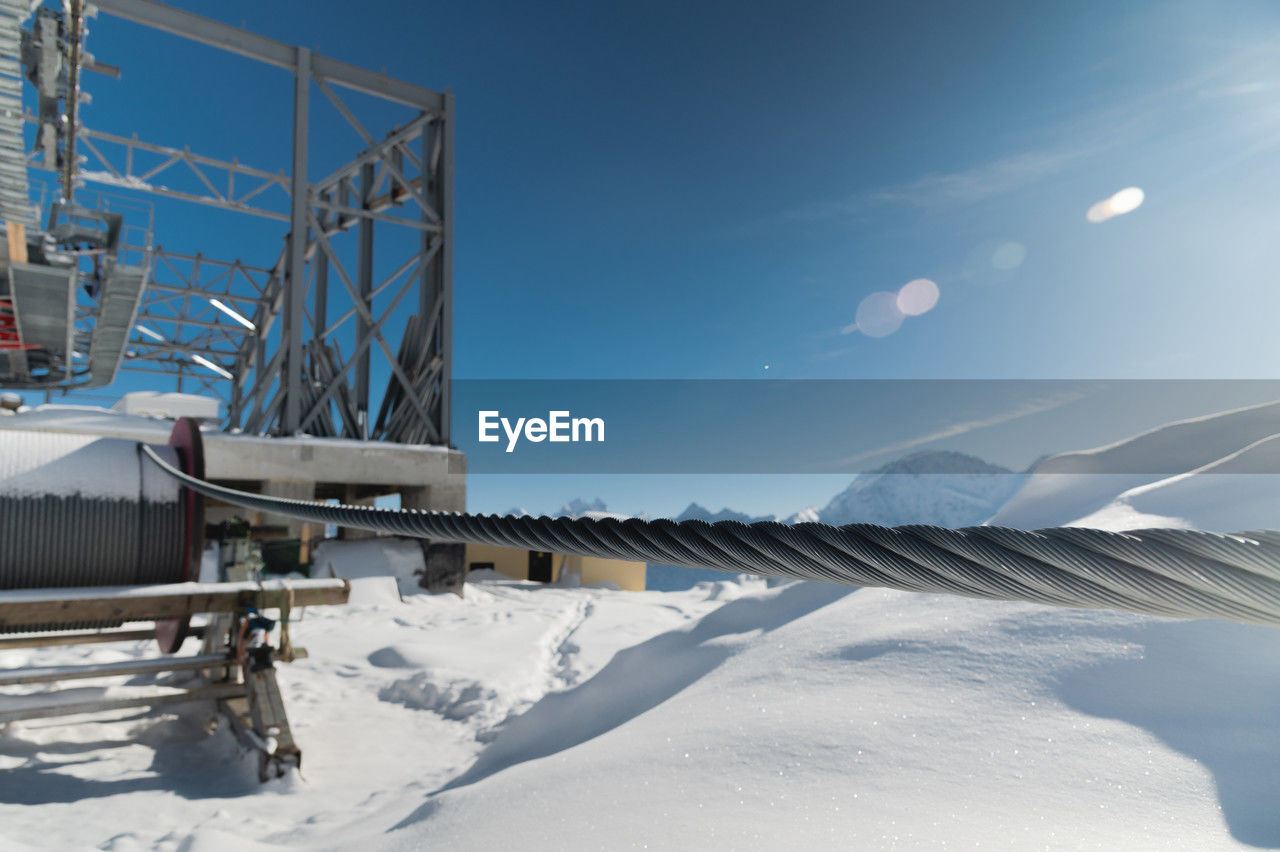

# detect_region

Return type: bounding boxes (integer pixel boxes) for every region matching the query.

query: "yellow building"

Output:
[465,543,646,591]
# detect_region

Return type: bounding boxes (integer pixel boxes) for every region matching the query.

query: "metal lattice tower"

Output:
[0,0,453,445]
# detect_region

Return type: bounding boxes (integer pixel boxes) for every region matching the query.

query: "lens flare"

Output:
[990,241,1026,270]
[854,291,905,338]
[1086,186,1145,223]
[896,278,939,316]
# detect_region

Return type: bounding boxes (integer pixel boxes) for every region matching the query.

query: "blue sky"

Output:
[19,0,1280,517]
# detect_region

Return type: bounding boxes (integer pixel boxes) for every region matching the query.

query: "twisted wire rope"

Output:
[140,443,1280,627]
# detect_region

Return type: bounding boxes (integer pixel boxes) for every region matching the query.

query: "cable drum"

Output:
[0,424,202,632]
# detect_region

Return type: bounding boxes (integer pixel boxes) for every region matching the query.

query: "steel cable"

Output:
[140,443,1280,627]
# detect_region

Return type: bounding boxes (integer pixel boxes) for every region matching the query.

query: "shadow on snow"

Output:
[393,579,852,830]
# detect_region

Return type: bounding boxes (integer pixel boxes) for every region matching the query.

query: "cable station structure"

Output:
[1,0,453,444]
[0,1,455,779]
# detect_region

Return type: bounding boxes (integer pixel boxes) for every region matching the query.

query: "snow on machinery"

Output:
[0,417,350,781]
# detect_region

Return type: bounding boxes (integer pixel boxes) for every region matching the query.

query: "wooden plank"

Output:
[0,653,236,686]
[0,579,350,629]
[0,682,247,724]
[0,626,209,651]
[5,221,26,264]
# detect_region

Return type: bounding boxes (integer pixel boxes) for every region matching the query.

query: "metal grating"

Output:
[8,261,73,378]
[0,0,34,226]
[83,263,149,388]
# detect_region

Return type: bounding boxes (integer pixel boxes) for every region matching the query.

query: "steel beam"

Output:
[441,94,455,445]
[312,113,433,193]
[300,253,421,432]
[91,0,445,111]
[282,46,311,435]
[0,653,236,687]
[356,161,374,438]
[309,217,437,437]
[26,120,293,221]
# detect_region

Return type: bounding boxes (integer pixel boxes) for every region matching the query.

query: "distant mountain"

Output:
[559,497,608,517]
[784,507,820,524]
[818,451,1023,528]
[666,452,1021,529]
[991,399,1280,530]
[548,451,1022,533]
[675,502,775,524]
[872,450,1011,476]
[502,507,531,518]
[651,451,1024,590]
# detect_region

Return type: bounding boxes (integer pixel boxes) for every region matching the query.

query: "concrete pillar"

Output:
[401,482,465,514]
[402,468,467,595]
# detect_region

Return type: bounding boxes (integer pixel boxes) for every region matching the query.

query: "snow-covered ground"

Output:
[4,571,1277,850]
[3,400,1280,849]
[0,575,738,850]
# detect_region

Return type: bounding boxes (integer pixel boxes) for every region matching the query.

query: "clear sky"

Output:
[18,0,1280,517]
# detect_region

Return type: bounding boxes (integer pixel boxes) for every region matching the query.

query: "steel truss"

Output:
[32,0,453,444]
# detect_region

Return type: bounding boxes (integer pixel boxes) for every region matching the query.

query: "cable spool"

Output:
[0,418,204,644]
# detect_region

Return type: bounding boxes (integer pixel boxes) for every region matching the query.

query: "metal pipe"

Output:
[0,624,206,651]
[62,0,84,200]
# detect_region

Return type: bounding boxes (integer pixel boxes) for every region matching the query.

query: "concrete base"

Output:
[403,483,466,595]
[418,542,466,596]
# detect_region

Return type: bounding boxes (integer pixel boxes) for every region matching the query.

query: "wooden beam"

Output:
[0,578,350,630]
[0,625,206,651]
[5,221,26,264]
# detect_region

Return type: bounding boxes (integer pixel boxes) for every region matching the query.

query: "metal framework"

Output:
[5,0,453,444]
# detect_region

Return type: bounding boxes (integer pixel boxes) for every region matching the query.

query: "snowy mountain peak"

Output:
[675,502,774,523]
[991,398,1280,531]
[784,507,821,524]
[819,451,1024,527]
[559,497,609,517]
[871,450,1012,476]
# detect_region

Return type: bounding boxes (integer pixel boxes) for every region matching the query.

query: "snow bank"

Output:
[377,586,1280,850]
[0,429,180,502]
[994,399,1280,529]
[0,404,175,443]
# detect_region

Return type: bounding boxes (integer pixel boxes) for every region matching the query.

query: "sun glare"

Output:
[854,291,905,338]
[1086,186,1145,223]
[896,278,940,316]
[990,241,1026,270]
